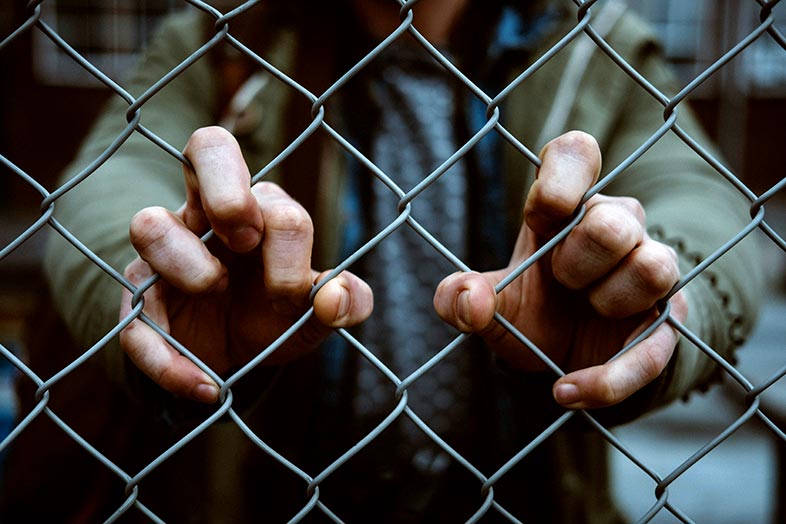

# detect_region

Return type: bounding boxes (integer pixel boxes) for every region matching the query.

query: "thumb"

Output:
[433,271,498,333]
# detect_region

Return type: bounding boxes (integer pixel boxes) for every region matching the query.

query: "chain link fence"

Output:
[1,0,785,522]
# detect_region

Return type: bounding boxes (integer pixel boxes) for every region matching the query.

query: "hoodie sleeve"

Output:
[575,11,763,423]
[43,11,219,390]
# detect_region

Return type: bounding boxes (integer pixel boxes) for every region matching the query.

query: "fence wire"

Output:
[1,0,786,523]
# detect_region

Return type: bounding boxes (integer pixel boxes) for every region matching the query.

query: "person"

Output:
[0,0,762,522]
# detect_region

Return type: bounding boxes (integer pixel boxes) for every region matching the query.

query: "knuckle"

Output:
[209,193,255,223]
[633,246,680,296]
[588,291,617,318]
[265,201,313,237]
[186,259,225,293]
[252,180,286,197]
[596,372,623,406]
[618,196,646,223]
[582,206,639,255]
[533,183,577,217]
[637,345,667,382]
[155,364,181,394]
[129,207,174,252]
[123,258,149,284]
[270,276,310,297]
[596,346,666,407]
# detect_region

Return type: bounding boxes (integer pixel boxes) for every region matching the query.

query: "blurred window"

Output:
[627,0,786,97]
[744,8,786,95]
[33,0,176,86]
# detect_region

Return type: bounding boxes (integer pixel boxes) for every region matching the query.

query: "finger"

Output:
[129,206,228,294]
[524,131,602,237]
[120,258,220,403]
[552,292,688,409]
[588,237,680,318]
[433,271,498,333]
[261,270,373,366]
[551,195,645,290]
[182,126,263,252]
[252,182,315,308]
[313,270,374,328]
[434,270,552,370]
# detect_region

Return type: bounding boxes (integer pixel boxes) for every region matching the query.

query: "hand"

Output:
[119,126,373,404]
[434,131,687,410]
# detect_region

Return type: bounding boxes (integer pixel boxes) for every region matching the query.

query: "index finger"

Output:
[553,291,688,409]
[524,131,602,237]
[181,126,264,253]
[120,258,221,403]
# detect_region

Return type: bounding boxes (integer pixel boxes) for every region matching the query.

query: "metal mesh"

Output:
[1,0,785,522]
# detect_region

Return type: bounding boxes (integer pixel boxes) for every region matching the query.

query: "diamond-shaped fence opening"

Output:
[1,0,785,523]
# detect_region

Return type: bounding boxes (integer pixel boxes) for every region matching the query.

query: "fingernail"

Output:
[229,226,261,252]
[554,382,581,406]
[457,289,472,330]
[193,382,220,404]
[335,286,350,322]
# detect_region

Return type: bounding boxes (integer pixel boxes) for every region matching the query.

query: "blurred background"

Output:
[1,1,786,522]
